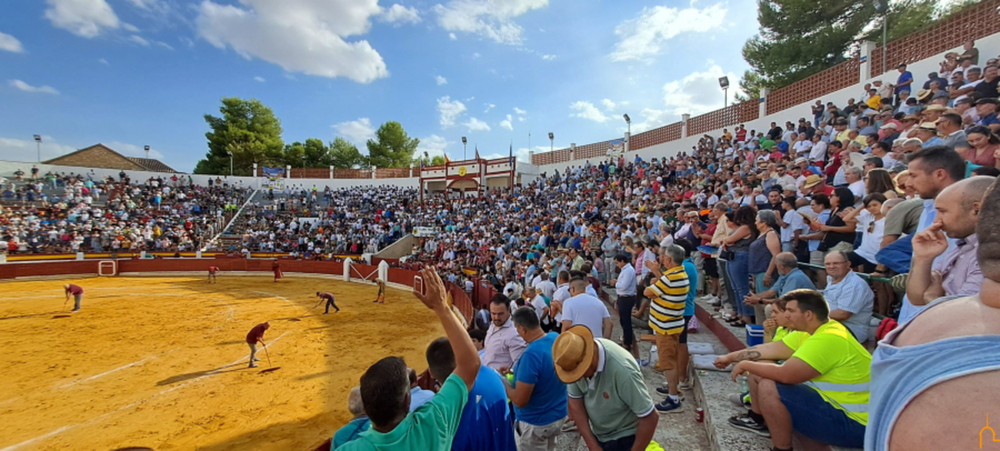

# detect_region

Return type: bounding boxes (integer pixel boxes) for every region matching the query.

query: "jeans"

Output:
[324,299,339,313]
[599,435,636,451]
[776,383,866,448]
[781,241,794,253]
[616,294,638,347]
[726,250,752,318]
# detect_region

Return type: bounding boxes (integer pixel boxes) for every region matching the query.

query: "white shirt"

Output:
[810,141,828,162]
[615,263,637,295]
[848,180,866,200]
[552,283,571,323]
[530,294,550,324]
[780,209,804,243]
[535,279,556,299]
[793,140,813,155]
[562,293,610,338]
[854,211,885,263]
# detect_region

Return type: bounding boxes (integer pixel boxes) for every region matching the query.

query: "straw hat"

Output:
[553,325,596,383]
[802,174,824,189]
[916,89,932,102]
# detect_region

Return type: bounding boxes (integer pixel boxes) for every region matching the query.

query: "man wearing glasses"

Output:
[821,251,874,344]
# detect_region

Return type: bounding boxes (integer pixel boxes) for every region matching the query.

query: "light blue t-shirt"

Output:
[409,386,435,412]
[682,258,698,317]
[512,332,568,425]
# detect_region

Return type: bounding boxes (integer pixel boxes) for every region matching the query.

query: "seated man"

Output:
[865,176,1000,451]
[331,387,370,449]
[906,176,991,308]
[716,289,870,450]
[744,252,815,311]
[339,268,480,450]
[821,251,874,343]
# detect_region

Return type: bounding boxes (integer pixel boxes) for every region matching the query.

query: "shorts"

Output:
[776,382,866,448]
[654,331,681,371]
[679,316,693,344]
[703,257,718,278]
[809,250,825,266]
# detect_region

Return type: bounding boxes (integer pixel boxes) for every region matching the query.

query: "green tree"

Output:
[734,70,766,103]
[195,97,284,175]
[329,137,369,168]
[431,155,446,166]
[282,139,330,168]
[366,121,419,168]
[741,0,936,90]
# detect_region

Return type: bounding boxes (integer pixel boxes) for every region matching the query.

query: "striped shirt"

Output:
[646,266,689,335]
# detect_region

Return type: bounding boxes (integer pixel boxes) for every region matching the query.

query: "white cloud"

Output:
[45,0,120,38]
[107,141,165,159]
[8,79,60,95]
[332,117,377,145]
[601,99,616,111]
[518,117,525,122]
[195,0,389,83]
[98,58,109,65]
[448,33,457,40]
[630,64,743,132]
[254,76,266,82]
[124,0,162,10]
[436,75,448,85]
[472,52,481,59]
[513,107,526,115]
[484,103,495,113]
[500,114,513,131]
[0,32,25,53]
[417,134,449,158]
[0,136,77,161]
[156,41,174,50]
[610,3,727,62]
[464,117,491,131]
[569,101,610,123]
[541,54,555,60]
[379,4,421,25]
[437,96,466,127]
[129,35,150,46]
[434,0,547,45]
[180,37,195,48]
[122,22,139,32]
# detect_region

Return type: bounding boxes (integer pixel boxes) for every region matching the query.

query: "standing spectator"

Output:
[906,176,991,308]
[894,63,913,102]
[812,101,825,127]
[898,146,966,323]
[483,295,528,372]
[611,254,639,359]
[341,268,480,451]
[642,244,690,413]
[722,206,758,326]
[748,210,782,321]
[561,272,612,339]
[556,325,659,451]
[504,307,567,451]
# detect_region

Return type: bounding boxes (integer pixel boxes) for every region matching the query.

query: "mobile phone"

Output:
[414,275,425,295]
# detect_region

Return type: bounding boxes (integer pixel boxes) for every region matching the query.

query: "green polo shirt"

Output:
[567,339,655,442]
[338,374,469,450]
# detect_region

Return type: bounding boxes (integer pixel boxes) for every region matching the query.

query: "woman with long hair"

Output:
[748,209,782,321]
[721,205,759,326]
[866,168,899,199]
[816,187,858,253]
[962,125,1000,168]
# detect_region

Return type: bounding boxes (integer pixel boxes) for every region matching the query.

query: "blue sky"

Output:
[0,0,757,172]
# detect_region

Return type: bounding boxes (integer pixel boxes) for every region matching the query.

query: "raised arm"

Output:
[414,267,480,389]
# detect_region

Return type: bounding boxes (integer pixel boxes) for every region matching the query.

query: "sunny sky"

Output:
[0,0,758,172]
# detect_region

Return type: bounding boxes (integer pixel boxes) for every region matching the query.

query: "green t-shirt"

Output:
[567,339,655,442]
[338,374,469,450]
[789,320,871,425]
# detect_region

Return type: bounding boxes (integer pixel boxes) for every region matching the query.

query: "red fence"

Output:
[531,0,999,167]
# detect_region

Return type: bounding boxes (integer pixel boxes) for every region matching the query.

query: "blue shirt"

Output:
[511,332,568,426]
[682,259,698,316]
[895,71,913,94]
[332,417,371,449]
[452,366,516,451]
[773,268,815,296]
[409,386,435,412]
[921,136,943,148]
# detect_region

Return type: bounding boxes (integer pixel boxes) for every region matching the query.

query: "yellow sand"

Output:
[0,275,443,450]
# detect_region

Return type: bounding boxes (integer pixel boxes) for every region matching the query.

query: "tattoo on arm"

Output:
[736,349,762,362]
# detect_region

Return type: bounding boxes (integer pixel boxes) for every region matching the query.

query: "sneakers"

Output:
[561,421,578,432]
[253,357,261,362]
[728,413,770,437]
[678,381,694,390]
[249,363,259,368]
[729,392,751,409]
[655,397,683,414]
[654,387,684,399]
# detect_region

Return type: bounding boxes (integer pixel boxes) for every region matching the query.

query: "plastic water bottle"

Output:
[739,375,749,393]
[647,345,658,367]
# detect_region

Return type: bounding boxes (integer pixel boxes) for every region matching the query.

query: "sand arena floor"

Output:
[0,274,443,451]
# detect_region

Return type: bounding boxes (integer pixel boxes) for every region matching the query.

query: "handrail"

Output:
[202,188,258,252]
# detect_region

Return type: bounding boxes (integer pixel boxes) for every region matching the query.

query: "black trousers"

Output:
[616,294,638,347]
[324,299,339,313]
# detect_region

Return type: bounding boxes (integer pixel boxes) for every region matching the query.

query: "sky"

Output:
[0,0,758,172]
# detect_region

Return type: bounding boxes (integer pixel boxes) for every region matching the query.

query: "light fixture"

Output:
[623,114,630,123]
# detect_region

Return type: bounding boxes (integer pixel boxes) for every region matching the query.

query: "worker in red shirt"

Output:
[64,284,84,312]
[208,266,219,284]
[271,259,282,282]
[314,292,340,314]
[246,322,270,368]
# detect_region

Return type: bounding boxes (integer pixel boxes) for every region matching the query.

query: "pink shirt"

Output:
[482,318,527,371]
